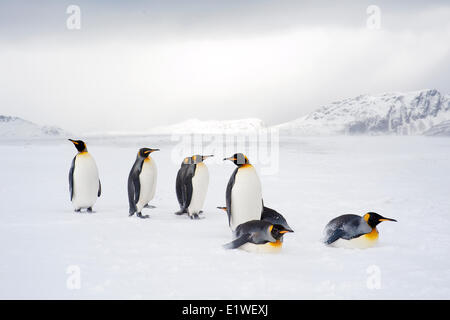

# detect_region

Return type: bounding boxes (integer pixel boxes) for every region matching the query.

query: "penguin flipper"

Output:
[324,229,346,245]
[225,168,238,227]
[175,167,185,208]
[182,165,196,210]
[68,156,76,201]
[223,233,252,249]
[127,171,141,214]
[98,179,101,197]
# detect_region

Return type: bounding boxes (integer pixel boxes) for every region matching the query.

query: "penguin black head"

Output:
[364,212,397,228]
[191,154,214,164]
[223,153,249,166]
[138,148,159,158]
[270,224,294,240]
[68,139,87,152]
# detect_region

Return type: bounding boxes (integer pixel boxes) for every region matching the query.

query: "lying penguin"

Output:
[223,220,293,252]
[217,206,293,233]
[323,212,397,249]
[218,206,294,252]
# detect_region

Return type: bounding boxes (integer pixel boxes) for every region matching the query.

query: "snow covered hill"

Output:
[276,89,450,136]
[424,120,450,136]
[0,115,67,139]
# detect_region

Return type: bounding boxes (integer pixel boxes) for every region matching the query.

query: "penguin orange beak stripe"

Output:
[280,230,292,234]
[68,139,78,145]
[379,218,397,222]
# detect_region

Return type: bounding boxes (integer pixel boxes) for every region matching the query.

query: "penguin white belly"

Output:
[188,163,209,215]
[230,165,263,231]
[331,229,379,249]
[72,153,99,210]
[136,158,157,212]
[239,241,283,253]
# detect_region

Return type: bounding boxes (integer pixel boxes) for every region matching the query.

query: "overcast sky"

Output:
[0,0,449,133]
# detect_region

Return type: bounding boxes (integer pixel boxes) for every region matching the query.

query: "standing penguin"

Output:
[224,153,263,231]
[128,148,159,219]
[68,139,101,212]
[175,154,213,219]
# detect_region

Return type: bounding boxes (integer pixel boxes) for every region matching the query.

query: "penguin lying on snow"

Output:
[217,206,293,233]
[175,154,213,219]
[223,220,293,250]
[218,206,294,252]
[323,212,397,249]
[128,148,159,219]
[68,139,101,212]
[223,153,263,231]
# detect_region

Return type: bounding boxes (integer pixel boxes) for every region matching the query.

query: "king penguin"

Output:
[68,139,101,212]
[224,153,263,231]
[223,220,293,252]
[217,206,293,233]
[128,148,159,219]
[217,206,294,252]
[323,212,397,249]
[175,154,213,219]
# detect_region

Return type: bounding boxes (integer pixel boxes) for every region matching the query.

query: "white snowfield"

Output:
[0,136,449,299]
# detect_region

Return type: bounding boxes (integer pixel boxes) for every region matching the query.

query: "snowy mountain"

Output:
[276,89,450,136]
[0,115,67,139]
[424,120,450,136]
[148,118,267,135]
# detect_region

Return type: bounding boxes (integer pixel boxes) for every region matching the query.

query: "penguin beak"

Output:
[223,156,236,161]
[203,155,214,159]
[68,139,78,145]
[379,217,397,222]
[280,229,294,234]
[151,149,160,152]
[216,206,227,212]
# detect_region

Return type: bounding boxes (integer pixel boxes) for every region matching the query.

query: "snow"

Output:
[1,136,450,299]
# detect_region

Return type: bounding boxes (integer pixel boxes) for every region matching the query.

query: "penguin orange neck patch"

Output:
[269,240,283,247]
[364,228,379,240]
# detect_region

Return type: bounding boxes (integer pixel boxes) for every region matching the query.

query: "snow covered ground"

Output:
[0,136,449,299]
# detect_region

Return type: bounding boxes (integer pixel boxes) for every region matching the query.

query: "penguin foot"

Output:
[175,210,186,215]
[87,207,93,213]
[144,204,156,209]
[129,212,135,217]
[190,213,200,220]
[137,212,150,219]
[74,209,81,213]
